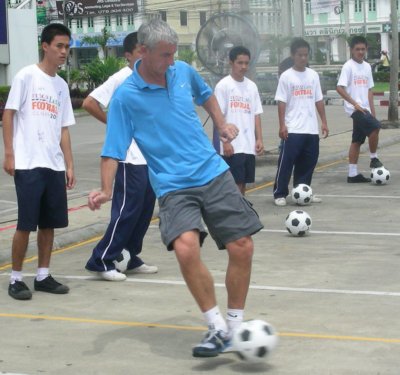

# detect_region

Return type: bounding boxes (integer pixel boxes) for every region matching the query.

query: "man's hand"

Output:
[88,190,112,211]
[219,123,239,143]
[3,153,15,176]
[354,103,366,113]
[223,143,234,157]
[279,125,288,141]
[321,122,329,139]
[66,168,76,190]
[255,139,264,155]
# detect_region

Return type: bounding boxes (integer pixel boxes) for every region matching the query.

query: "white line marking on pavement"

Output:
[1,273,399,297]
[260,229,400,236]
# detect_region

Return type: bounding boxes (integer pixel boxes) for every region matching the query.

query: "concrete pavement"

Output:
[0,104,400,374]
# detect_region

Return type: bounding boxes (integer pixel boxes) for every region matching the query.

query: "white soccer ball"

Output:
[232,320,278,363]
[285,210,312,236]
[291,184,313,205]
[113,249,131,272]
[371,167,390,185]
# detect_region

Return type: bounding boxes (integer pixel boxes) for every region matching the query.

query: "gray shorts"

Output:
[158,171,263,250]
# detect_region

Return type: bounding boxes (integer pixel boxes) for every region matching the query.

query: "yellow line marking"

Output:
[0,313,398,344]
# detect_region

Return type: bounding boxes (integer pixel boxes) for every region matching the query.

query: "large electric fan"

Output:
[196,12,261,77]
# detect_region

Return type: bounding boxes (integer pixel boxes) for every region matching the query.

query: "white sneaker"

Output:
[311,195,322,203]
[97,270,127,281]
[274,197,287,206]
[125,264,158,274]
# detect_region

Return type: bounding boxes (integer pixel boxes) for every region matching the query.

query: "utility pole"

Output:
[344,0,350,60]
[281,0,292,37]
[388,0,399,122]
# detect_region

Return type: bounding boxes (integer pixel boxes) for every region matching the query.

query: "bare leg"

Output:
[348,142,361,164]
[173,230,216,312]
[368,129,380,154]
[11,230,30,271]
[225,236,253,309]
[37,228,54,268]
[237,183,246,196]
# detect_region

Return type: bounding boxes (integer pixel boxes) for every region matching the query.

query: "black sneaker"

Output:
[34,275,69,294]
[347,174,371,183]
[8,281,32,300]
[192,330,230,357]
[370,158,383,169]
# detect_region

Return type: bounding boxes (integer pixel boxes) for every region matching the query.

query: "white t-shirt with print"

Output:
[274,67,323,135]
[90,66,146,165]
[337,59,374,116]
[5,64,75,171]
[214,75,263,155]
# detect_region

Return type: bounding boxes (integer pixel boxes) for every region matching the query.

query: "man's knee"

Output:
[227,236,254,261]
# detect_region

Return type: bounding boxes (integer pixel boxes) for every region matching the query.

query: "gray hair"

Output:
[138,18,179,49]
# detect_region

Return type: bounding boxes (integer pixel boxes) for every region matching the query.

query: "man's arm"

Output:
[202,94,238,142]
[277,101,288,140]
[254,114,264,155]
[368,89,376,117]
[2,109,16,176]
[82,96,107,124]
[336,85,366,113]
[315,100,329,138]
[60,127,76,189]
[88,157,119,210]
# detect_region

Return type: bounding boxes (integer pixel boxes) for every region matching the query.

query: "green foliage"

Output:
[373,71,390,82]
[315,48,326,64]
[177,49,196,65]
[265,35,291,65]
[83,56,125,90]
[81,27,117,59]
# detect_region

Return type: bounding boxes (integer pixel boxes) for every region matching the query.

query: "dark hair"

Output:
[350,35,368,49]
[290,38,310,55]
[229,46,251,62]
[123,32,139,53]
[40,23,71,45]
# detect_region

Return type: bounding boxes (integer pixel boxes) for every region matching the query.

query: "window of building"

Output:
[88,17,94,28]
[200,11,206,26]
[368,0,376,12]
[160,10,167,22]
[77,18,83,29]
[68,19,72,29]
[128,14,134,25]
[105,16,111,27]
[116,15,123,26]
[355,0,362,12]
[180,11,187,26]
[305,0,311,15]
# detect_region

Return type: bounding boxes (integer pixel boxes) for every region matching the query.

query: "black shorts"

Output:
[14,168,68,231]
[223,153,256,184]
[351,111,381,144]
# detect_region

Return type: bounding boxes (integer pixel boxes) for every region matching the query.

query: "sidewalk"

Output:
[1,104,399,264]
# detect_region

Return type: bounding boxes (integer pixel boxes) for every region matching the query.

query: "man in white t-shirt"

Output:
[273,38,329,206]
[213,46,264,195]
[82,32,158,281]
[2,24,75,300]
[337,35,384,183]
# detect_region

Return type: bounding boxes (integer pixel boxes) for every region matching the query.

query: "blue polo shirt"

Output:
[102,60,229,198]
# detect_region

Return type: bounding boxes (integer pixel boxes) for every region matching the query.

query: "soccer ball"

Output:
[232,320,278,363]
[291,184,312,205]
[113,249,131,272]
[371,167,390,185]
[285,210,312,236]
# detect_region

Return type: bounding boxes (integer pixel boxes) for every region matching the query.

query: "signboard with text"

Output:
[310,0,341,14]
[305,24,383,37]
[56,0,137,18]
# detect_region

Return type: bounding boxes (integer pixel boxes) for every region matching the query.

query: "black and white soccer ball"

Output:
[232,320,278,363]
[113,249,131,272]
[371,167,390,185]
[291,184,312,205]
[285,210,312,236]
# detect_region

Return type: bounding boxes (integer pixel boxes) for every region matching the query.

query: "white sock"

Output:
[348,164,358,177]
[370,152,377,159]
[226,308,244,338]
[10,270,23,284]
[203,306,228,333]
[36,267,49,281]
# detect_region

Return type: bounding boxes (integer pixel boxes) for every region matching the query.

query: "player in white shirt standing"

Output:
[337,35,384,183]
[2,23,75,300]
[213,46,264,195]
[273,38,329,206]
[83,32,158,281]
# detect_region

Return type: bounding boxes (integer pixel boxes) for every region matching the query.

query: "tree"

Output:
[265,35,291,65]
[177,49,196,65]
[83,56,125,90]
[81,27,117,60]
[388,0,399,122]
